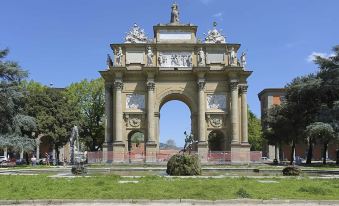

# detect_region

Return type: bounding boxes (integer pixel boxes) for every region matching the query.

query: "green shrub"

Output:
[282,166,301,176]
[71,165,87,175]
[235,187,251,198]
[166,154,201,176]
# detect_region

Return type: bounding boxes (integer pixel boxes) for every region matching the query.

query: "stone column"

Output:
[147,80,155,143]
[114,80,123,142]
[113,79,125,162]
[198,80,206,142]
[104,83,113,143]
[4,147,8,159]
[146,80,157,162]
[240,85,248,144]
[230,80,239,144]
[197,78,208,162]
[103,82,113,162]
[36,139,40,159]
[20,150,24,160]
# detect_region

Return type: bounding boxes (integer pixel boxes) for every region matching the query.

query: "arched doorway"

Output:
[208,130,225,151]
[157,92,198,151]
[159,100,191,149]
[127,130,145,162]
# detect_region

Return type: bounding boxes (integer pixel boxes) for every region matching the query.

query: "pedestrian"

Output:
[31,155,37,166]
[45,152,50,166]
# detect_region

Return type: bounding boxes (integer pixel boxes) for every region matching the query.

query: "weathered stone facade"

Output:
[100,4,252,163]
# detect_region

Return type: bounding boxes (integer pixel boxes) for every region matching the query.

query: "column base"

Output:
[231,144,250,163]
[112,141,125,163]
[145,142,157,163]
[102,142,113,163]
[197,141,208,163]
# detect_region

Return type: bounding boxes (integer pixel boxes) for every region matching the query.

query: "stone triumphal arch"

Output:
[100,3,252,163]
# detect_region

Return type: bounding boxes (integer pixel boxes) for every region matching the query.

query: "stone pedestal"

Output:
[231,144,250,163]
[102,142,113,163]
[145,142,157,163]
[197,141,208,163]
[112,142,125,163]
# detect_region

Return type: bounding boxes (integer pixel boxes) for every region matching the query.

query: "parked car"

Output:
[15,159,27,165]
[0,156,7,163]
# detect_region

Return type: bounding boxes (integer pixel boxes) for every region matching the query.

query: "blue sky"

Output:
[2,0,338,147]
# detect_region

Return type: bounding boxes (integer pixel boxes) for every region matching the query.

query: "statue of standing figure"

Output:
[229,47,237,66]
[170,3,180,24]
[146,46,153,65]
[70,125,79,165]
[198,48,205,66]
[240,51,247,68]
[115,47,123,66]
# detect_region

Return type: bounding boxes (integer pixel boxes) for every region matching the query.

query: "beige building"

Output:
[99,4,252,163]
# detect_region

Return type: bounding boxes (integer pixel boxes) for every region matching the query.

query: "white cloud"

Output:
[306,52,334,62]
[212,12,223,18]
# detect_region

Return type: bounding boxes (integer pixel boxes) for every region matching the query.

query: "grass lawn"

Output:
[1,175,339,200]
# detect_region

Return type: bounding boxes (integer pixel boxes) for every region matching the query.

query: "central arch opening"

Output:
[159,99,191,150]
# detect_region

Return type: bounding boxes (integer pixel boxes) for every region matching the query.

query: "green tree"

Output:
[23,81,77,163]
[0,49,36,159]
[306,122,335,164]
[66,78,105,151]
[248,110,263,151]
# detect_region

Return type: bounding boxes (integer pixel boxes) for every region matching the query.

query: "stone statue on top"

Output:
[125,23,148,43]
[170,3,180,24]
[204,22,226,44]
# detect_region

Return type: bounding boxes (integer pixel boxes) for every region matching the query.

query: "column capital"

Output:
[146,81,155,91]
[239,85,248,94]
[197,79,206,91]
[114,80,123,90]
[229,80,239,91]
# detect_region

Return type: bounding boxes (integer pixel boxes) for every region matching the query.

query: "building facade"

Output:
[100,4,252,163]
[258,88,338,161]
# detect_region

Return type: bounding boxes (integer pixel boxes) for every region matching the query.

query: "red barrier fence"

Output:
[87,150,263,164]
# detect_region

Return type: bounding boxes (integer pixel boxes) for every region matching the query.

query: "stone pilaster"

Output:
[240,85,249,144]
[230,80,239,144]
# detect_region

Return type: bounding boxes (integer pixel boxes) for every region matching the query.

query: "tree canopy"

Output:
[0,49,36,153]
[65,78,105,151]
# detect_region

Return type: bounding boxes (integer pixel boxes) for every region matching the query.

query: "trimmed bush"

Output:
[235,187,251,198]
[71,165,87,175]
[166,154,201,176]
[282,166,301,176]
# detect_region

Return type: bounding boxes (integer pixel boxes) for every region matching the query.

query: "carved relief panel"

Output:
[206,94,226,110]
[158,52,192,68]
[124,113,145,129]
[206,114,224,128]
[126,94,145,109]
